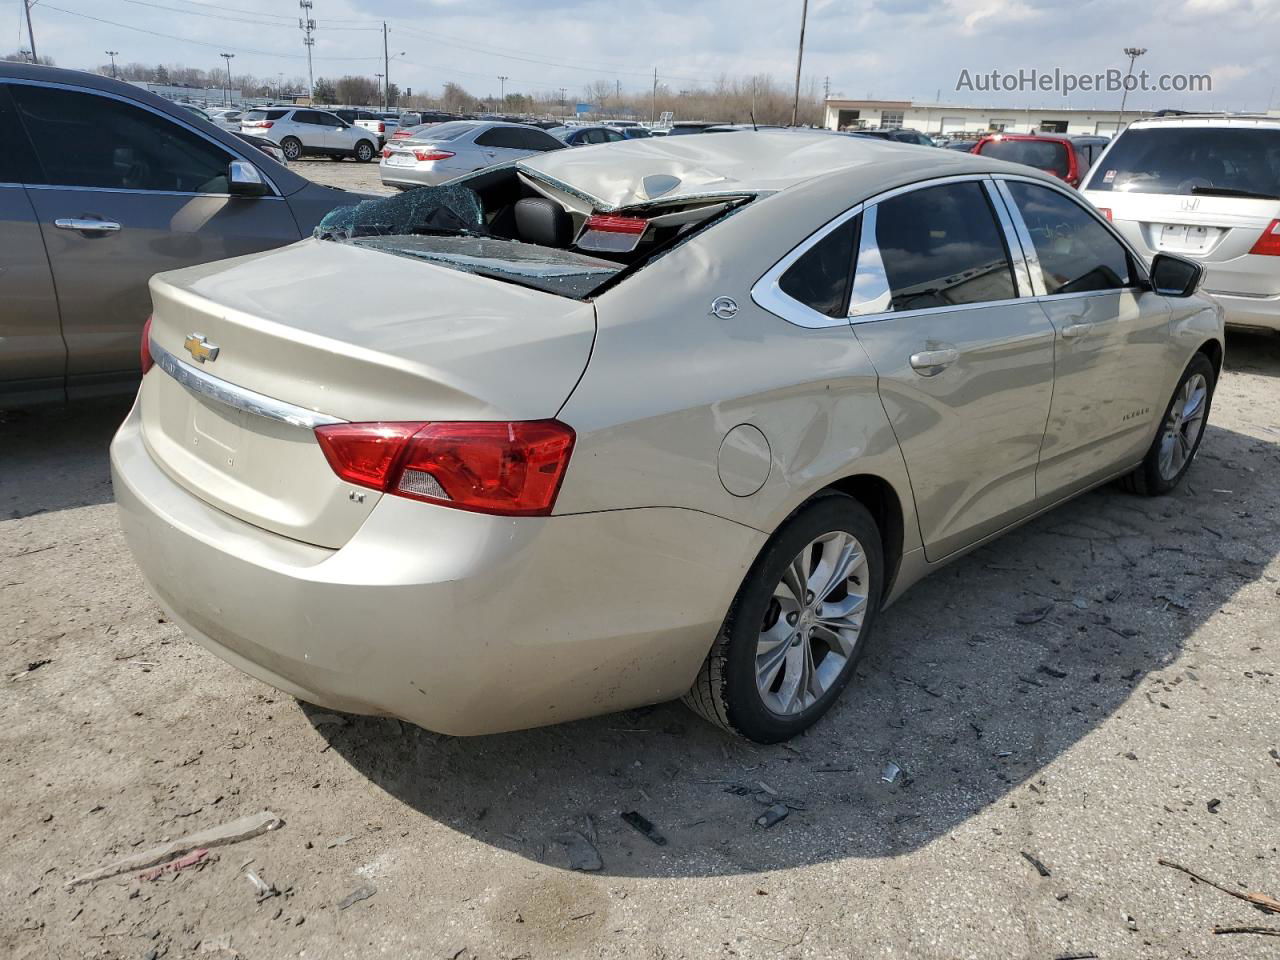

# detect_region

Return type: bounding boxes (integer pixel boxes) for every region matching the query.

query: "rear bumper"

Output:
[110,401,764,735]
[1204,289,1280,331]
[378,164,456,188]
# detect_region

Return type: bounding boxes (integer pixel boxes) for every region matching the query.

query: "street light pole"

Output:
[1117,46,1146,130]
[498,75,509,102]
[220,53,234,107]
[23,0,38,63]
[790,0,809,127]
[106,51,119,79]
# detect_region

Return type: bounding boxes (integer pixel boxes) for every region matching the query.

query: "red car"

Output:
[971,133,1110,189]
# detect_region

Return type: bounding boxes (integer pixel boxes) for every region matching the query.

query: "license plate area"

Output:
[388,153,416,167]
[1157,223,1213,254]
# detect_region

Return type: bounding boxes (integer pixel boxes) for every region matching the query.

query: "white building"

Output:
[824,98,1151,137]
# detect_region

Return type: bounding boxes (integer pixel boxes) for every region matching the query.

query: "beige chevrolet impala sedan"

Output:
[110,131,1224,742]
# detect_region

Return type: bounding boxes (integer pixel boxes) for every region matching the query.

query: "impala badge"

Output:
[184,333,220,363]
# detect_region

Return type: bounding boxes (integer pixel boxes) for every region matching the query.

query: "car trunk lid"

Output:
[141,238,596,548]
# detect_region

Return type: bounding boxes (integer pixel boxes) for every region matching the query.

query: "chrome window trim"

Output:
[752,173,1040,329]
[993,173,1152,301]
[22,183,284,201]
[152,340,344,429]
[992,179,1048,297]
[0,78,283,198]
[750,202,865,329]
[983,178,1035,298]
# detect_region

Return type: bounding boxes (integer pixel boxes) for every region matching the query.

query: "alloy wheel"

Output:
[755,530,870,716]
[1158,372,1208,481]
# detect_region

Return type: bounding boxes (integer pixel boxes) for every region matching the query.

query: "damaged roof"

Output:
[515,129,997,212]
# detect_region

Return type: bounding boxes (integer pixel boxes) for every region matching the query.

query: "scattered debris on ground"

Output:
[756,803,790,829]
[620,811,667,846]
[555,830,603,871]
[65,810,283,888]
[336,884,376,910]
[1158,859,1280,914]
[1021,851,1051,877]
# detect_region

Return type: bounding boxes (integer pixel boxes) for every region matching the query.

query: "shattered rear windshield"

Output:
[349,235,621,298]
[315,187,621,297]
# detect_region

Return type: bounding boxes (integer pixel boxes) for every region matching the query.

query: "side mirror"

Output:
[1149,253,1204,298]
[228,159,269,197]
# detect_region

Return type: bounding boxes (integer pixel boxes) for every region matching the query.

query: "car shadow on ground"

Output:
[1225,328,1280,378]
[312,419,1280,878]
[1,396,133,518]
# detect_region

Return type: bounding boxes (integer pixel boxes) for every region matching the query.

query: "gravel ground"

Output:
[2,180,1279,958]
[291,157,396,196]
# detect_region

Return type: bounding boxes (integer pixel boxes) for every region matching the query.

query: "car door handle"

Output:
[1061,322,1092,339]
[909,347,959,375]
[55,218,121,233]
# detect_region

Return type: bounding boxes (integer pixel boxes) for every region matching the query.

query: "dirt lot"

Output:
[3,180,1280,957]
[291,157,395,196]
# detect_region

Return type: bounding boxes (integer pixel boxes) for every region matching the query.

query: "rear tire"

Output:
[683,494,884,743]
[280,137,302,162]
[353,140,375,163]
[1120,352,1215,496]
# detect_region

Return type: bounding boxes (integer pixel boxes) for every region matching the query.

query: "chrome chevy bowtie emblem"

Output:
[183,333,220,363]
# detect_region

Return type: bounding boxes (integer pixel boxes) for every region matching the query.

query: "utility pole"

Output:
[220,53,234,106]
[823,75,830,100]
[791,0,809,127]
[106,51,119,79]
[651,68,657,124]
[382,22,390,110]
[299,0,316,102]
[498,75,509,102]
[1117,46,1146,129]
[375,73,384,108]
[23,0,38,63]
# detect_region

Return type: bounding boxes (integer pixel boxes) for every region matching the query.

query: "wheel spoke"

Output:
[756,634,791,692]
[814,533,862,603]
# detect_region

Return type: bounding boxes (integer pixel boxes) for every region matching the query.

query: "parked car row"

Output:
[240,107,381,162]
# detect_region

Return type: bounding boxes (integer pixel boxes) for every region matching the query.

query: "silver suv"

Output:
[240,108,378,163]
[1082,115,1280,331]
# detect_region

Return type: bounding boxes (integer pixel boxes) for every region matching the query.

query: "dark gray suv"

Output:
[0,63,363,406]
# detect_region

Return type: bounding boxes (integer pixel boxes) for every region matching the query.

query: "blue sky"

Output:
[17,0,1280,110]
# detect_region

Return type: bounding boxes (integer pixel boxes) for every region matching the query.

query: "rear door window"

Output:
[0,85,42,183]
[475,128,526,149]
[1083,125,1280,197]
[979,138,1070,178]
[1005,181,1131,294]
[871,181,1018,311]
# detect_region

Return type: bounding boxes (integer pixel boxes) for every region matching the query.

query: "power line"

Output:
[115,0,296,29]
[39,3,383,61]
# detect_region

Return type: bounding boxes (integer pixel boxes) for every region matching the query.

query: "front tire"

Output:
[684,494,884,743]
[1121,352,1215,496]
[280,137,303,162]
[353,140,375,162]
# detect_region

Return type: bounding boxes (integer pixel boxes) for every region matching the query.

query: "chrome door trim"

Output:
[752,173,1041,330]
[983,178,1035,298]
[0,78,283,198]
[25,183,286,201]
[151,340,344,429]
[992,179,1048,297]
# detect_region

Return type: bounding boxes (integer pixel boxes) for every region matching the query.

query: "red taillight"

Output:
[1097,207,1113,222]
[381,147,391,158]
[412,149,455,162]
[314,420,575,517]
[1248,219,1280,256]
[140,314,154,374]
[257,120,273,129]
[584,214,648,234]
[377,122,385,133]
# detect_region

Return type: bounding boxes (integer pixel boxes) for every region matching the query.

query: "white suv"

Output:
[240,108,378,163]
[1082,115,1280,331]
